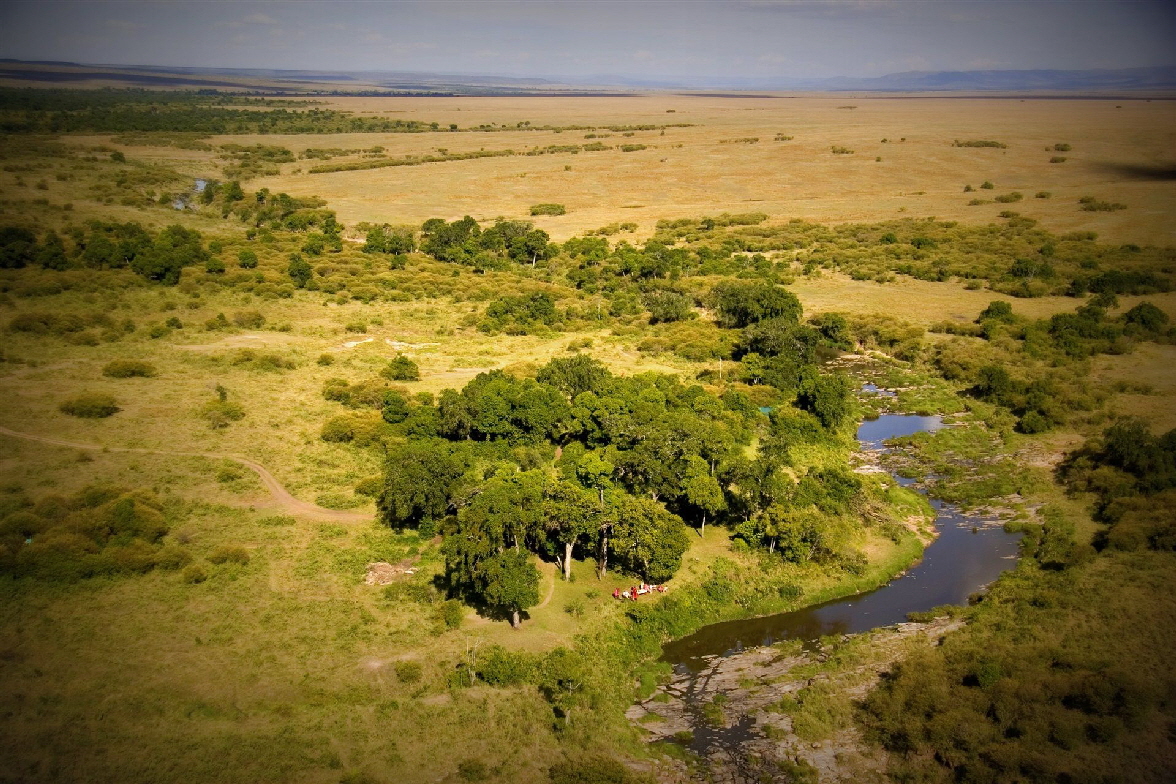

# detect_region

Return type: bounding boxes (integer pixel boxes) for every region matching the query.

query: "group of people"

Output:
[612,583,668,601]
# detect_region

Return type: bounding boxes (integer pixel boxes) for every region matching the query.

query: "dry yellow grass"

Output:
[210,94,1176,245]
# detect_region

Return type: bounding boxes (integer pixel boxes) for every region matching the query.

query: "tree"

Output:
[795,369,855,430]
[378,439,469,529]
[382,355,420,381]
[381,391,410,424]
[237,249,258,269]
[682,455,725,536]
[537,355,611,400]
[611,495,689,582]
[477,549,540,628]
[286,253,312,288]
[643,289,694,324]
[711,282,802,327]
[540,648,589,726]
[36,230,68,270]
[544,479,600,580]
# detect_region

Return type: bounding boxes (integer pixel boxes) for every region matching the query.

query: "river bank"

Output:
[630,616,964,782]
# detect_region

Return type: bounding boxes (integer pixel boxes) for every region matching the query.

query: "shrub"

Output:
[232,310,265,329]
[830,146,854,155]
[208,545,250,565]
[321,415,357,442]
[154,544,192,570]
[317,353,335,366]
[181,563,208,583]
[994,192,1023,203]
[435,599,464,629]
[200,400,245,429]
[457,761,488,782]
[394,660,423,683]
[381,355,420,381]
[102,360,156,378]
[530,203,567,216]
[205,257,225,274]
[237,249,258,269]
[1035,191,1052,199]
[1049,156,1067,163]
[1079,197,1127,212]
[980,180,994,189]
[548,757,640,784]
[954,139,1007,148]
[60,394,120,418]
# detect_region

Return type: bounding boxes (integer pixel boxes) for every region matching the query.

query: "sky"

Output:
[0,0,1174,83]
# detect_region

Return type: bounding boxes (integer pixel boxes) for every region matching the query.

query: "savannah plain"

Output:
[1,88,1174,783]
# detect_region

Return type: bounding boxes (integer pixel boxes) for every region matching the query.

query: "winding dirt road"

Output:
[0,425,372,522]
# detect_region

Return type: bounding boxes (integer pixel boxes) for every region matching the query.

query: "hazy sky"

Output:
[1,0,1174,81]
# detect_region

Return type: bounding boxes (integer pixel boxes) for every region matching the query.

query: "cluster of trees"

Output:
[205,185,337,233]
[370,343,865,625]
[419,216,557,269]
[0,87,449,135]
[1058,418,1176,551]
[960,299,1172,432]
[861,511,1175,783]
[1,221,209,284]
[0,486,189,580]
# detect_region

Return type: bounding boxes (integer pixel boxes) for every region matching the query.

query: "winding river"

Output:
[661,413,1023,673]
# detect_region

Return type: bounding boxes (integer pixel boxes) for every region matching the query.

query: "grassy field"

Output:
[1,89,1174,783]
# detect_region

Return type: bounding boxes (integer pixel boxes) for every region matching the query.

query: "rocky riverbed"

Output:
[629,616,964,783]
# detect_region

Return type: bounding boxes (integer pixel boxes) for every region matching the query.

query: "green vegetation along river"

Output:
[661,414,1023,672]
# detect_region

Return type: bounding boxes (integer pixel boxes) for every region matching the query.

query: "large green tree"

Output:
[478,549,540,628]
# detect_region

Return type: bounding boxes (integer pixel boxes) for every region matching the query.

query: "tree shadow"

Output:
[1088,161,1176,182]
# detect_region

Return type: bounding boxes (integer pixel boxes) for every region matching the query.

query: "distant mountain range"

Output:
[1,59,1175,94]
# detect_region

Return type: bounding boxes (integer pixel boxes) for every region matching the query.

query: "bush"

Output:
[200,400,245,429]
[60,394,120,418]
[154,544,192,570]
[548,757,640,784]
[102,360,156,378]
[237,249,258,269]
[457,761,488,782]
[434,599,464,629]
[208,545,250,565]
[182,563,207,583]
[530,203,567,216]
[394,660,423,683]
[232,310,265,329]
[381,355,420,381]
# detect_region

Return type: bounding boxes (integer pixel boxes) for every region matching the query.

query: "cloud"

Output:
[633,50,654,61]
[242,13,279,25]
[105,20,146,33]
[967,58,1010,69]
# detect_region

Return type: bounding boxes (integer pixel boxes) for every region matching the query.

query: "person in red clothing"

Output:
[613,588,620,600]
[631,585,638,601]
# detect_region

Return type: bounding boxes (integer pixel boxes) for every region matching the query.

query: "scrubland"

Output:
[0,88,1174,783]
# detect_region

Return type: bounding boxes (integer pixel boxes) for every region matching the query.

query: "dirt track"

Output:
[0,424,372,522]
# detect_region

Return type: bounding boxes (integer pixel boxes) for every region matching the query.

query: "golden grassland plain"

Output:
[254,95,1176,245]
[0,93,1174,783]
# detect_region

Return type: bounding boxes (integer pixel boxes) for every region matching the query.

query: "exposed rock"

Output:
[363,561,416,585]
[630,617,964,783]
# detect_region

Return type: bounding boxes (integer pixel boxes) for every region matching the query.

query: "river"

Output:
[661,413,1022,673]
